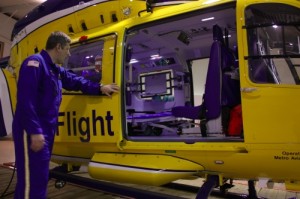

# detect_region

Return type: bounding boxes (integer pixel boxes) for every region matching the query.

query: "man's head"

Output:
[94,55,102,72]
[45,31,71,65]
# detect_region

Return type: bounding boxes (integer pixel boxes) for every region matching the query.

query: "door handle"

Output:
[241,87,258,93]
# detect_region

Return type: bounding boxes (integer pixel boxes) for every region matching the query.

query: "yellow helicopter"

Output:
[1,0,300,197]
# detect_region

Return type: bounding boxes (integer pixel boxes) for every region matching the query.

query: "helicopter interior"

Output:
[123,5,243,141]
[123,3,300,141]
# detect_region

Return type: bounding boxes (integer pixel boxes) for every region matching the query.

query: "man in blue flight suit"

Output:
[12,31,119,199]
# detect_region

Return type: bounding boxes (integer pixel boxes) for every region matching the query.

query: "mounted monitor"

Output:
[139,69,174,99]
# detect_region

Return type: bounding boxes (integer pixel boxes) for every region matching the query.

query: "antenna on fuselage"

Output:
[138,0,153,17]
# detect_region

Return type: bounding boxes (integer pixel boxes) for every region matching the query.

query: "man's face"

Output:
[94,56,102,71]
[56,43,71,65]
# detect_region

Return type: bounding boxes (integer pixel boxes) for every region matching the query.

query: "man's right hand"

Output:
[30,134,45,152]
[100,83,119,97]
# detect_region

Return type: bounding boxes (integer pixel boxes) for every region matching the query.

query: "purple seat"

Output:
[203,25,222,119]
[172,24,241,135]
[205,25,241,116]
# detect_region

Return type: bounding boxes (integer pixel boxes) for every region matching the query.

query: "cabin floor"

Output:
[1,137,299,199]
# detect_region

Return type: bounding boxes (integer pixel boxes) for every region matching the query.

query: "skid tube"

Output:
[49,169,185,199]
[194,175,263,199]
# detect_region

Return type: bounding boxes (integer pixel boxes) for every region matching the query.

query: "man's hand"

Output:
[30,134,45,152]
[100,83,119,97]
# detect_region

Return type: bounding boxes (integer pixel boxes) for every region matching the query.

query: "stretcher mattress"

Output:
[127,112,175,123]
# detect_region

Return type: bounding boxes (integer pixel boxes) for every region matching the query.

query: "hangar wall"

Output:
[0,13,16,58]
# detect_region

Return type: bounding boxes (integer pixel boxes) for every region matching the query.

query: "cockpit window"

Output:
[64,40,104,83]
[245,3,300,84]
[63,34,116,94]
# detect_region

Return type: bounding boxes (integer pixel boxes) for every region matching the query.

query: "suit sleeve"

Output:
[17,58,43,134]
[59,67,101,95]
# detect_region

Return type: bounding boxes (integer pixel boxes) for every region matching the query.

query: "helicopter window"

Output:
[245,3,300,84]
[64,40,104,83]
[63,34,116,94]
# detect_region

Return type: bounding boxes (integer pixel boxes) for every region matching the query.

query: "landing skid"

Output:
[50,164,80,189]
[196,175,219,199]
[196,176,262,199]
[248,180,259,199]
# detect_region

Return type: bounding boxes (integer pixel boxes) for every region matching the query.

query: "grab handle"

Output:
[241,87,258,93]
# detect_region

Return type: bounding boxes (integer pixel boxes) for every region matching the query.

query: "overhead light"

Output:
[85,55,93,59]
[129,59,139,64]
[150,54,162,60]
[223,35,231,38]
[272,25,278,28]
[201,17,214,22]
[150,48,162,60]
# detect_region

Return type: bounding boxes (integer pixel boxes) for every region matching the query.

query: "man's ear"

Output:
[56,43,62,50]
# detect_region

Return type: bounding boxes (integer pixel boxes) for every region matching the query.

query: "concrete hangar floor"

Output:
[1,138,300,199]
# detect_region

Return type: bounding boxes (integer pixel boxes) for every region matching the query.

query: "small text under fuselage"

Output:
[274,151,300,161]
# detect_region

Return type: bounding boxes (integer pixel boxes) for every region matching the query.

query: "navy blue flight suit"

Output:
[12,50,101,199]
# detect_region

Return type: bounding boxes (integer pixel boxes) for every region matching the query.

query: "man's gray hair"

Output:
[45,31,71,50]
